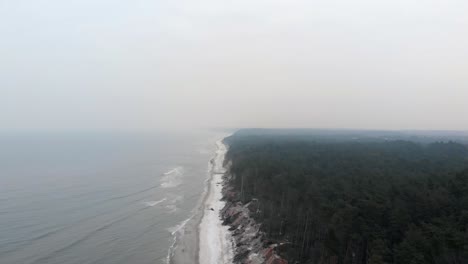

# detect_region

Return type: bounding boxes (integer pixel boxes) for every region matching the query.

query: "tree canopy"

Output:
[224,130,468,264]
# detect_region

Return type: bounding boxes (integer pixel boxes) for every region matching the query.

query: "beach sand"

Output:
[198,140,234,264]
[170,140,233,264]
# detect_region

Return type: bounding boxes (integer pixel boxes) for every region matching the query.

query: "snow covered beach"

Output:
[198,140,234,264]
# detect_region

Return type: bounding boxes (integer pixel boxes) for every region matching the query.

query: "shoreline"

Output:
[198,140,234,264]
[169,139,233,264]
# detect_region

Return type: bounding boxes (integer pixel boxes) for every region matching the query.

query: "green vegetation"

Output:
[224,130,468,264]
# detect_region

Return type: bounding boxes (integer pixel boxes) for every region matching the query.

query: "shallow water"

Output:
[0,131,221,264]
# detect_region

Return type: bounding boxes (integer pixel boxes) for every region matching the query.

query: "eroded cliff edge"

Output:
[220,161,288,264]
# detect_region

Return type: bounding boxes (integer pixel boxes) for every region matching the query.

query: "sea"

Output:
[0,130,225,264]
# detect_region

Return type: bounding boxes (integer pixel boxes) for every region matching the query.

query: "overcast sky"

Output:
[1,0,467,132]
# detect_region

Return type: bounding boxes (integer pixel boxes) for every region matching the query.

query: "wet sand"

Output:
[170,140,233,264]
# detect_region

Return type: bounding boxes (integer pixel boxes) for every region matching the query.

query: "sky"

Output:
[1,0,467,132]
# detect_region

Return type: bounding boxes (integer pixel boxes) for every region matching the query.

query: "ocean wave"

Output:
[166,216,194,264]
[165,204,178,213]
[104,184,160,202]
[163,195,183,213]
[160,167,184,188]
[29,206,149,264]
[144,198,166,207]
[169,195,183,203]
[163,167,183,176]
[167,217,191,235]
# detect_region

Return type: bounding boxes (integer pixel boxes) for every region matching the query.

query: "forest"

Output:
[223,129,468,264]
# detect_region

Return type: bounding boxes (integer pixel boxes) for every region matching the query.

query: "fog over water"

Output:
[1,0,468,131]
[1,2,468,263]
[0,131,224,264]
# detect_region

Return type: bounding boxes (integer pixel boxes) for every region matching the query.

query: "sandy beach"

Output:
[198,140,234,264]
[169,139,233,264]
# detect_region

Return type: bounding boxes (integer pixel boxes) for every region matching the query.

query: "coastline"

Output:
[198,140,234,264]
[169,139,233,264]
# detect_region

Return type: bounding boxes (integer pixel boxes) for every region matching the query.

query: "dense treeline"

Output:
[224,131,468,264]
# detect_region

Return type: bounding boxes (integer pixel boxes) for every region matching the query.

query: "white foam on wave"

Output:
[144,198,166,207]
[163,195,183,213]
[165,204,178,213]
[160,167,184,188]
[167,217,192,235]
[166,216,194,264]
[163,167,181,176]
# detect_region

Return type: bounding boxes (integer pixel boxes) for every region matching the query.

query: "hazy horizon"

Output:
[2,0,467,132]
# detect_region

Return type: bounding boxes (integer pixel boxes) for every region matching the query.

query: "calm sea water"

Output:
[0,131,222,264]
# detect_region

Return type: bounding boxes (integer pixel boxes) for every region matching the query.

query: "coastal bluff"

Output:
[220,169,288,264]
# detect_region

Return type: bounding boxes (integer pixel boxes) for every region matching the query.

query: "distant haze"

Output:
[1,0,467,132]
